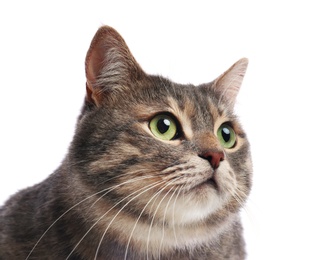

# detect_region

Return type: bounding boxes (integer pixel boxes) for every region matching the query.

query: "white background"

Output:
[0,1,315,259]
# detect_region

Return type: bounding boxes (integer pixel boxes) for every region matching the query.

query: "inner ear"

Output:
[85,26,144,106]
[85,37,107,91]
[212,58,248,109]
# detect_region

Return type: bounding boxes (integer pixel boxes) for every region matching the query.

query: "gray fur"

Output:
[0,26,252,260]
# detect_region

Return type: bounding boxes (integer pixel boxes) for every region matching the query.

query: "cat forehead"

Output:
[166,95,224,138]
[133,86,229,139]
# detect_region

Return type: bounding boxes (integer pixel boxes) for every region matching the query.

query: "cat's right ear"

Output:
[85,26,144,107]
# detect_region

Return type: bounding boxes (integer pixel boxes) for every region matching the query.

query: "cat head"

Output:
[69,26,252,230]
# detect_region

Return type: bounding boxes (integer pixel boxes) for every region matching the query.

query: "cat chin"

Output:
[173,162,237,225]
[171,192,223,225]
[149,186,226,226]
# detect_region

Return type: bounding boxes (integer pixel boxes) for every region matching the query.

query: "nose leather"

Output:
[199,150,225,169]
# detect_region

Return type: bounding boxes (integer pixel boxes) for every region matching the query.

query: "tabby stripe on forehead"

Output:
[166,97,194,140]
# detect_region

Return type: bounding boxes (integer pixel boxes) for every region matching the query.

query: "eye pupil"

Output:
[222,127,231,142]
[157,119,171,134]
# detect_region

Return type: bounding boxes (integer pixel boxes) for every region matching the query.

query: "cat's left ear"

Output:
[212,58,248,109]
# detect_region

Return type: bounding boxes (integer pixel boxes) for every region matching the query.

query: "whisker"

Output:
[26,171,156,259]
[94,179,167,260]
[146,180,180,260]
[145,185,169,259]
[226,186,250,218]
[25,184,118,260]
[89,174,157,208]
[234,186,252,216]
[65,175,157,259]
[124,178,180,260]
[172,185,183,247]
[158,185,179,259]
[26,170,150,259]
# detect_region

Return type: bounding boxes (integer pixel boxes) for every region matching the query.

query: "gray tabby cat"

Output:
[0,26,252,260]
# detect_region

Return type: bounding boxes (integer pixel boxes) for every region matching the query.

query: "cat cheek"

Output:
[216,161,249,207]
[215,162,238,193]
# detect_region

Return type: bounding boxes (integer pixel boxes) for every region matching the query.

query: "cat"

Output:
[0,26,252,260]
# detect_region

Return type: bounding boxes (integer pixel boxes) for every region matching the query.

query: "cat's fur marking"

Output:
[0,26,252,260]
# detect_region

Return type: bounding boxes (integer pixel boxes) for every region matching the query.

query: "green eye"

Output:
[217,124,237,148]
[149,114,178,141]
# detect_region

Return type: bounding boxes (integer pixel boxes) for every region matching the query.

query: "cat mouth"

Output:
[193,174,219,191]
[206,177,218,189]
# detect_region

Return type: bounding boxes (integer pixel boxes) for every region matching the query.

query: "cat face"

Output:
[67,26,252,251]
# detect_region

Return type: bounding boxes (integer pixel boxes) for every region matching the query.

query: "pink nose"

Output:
[199,150,225,169]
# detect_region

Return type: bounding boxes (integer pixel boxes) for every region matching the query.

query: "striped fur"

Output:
[0,26,252,260]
